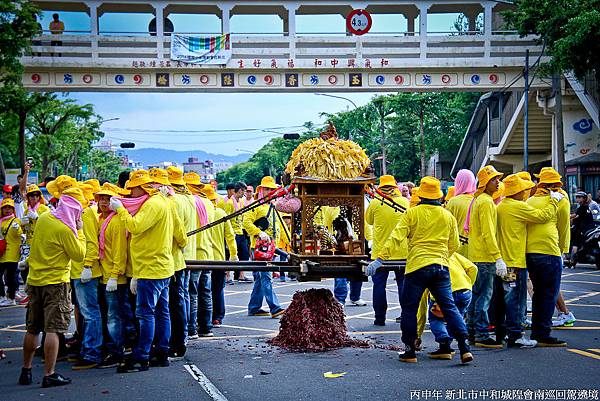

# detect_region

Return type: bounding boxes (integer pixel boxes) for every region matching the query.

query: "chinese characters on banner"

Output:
[170,34,232,65]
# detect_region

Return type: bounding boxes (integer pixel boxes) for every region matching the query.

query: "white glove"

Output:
[367,240,373,249]
[80,267,93,283]
[229,255,239,262]
[159,186,170,197]
[18,259,29,271]
[27,210,38,220]
[495,258,508,277]
[11,222,19,231]
[76,219,83,231]
[130,278,138,295]
[21,216,29,225]
[366,258,383,276]
[109,197,123,211]
[550,191,564,202]
[106,278,118,292]
[258,231,269,241]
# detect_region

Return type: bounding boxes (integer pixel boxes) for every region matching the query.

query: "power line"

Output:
[103,124,306,135]
[104,132,281,145]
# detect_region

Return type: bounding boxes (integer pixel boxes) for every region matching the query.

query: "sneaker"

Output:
[0,298,16,307]
[226,280,235,285]
[249,309,270,317]
[563,312,576,326]
[168,349,186,361]
[97,354,121,369]
[116,357,149,373]
[522,318,532,329]
[187,333,199,340]
[474,338,504,349]
[508,337,537,348]
[149,355,170,368]
[553,312,576,327]
[398,348,417,363]
[72,359,98,370]
[18,296,29,305]
[428,347,454,360]
[414,338,423,352]
[271,309,285,318]
[198,331,214,337]
[460,351,474,364]
[350,299,367,307]
[42,372,72,388]
[535,337,567,347]
[395,316,401,323]
[212,319,222,328]
[18,368,32,385]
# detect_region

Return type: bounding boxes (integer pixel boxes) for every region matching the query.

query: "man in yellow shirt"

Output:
[242,176,285,318]
[525,167,570,347]
[496,174,560,348]
[149,168,188,358]
[109,170,175,372]
[19,186,86,388]
[366,175,409,325]
[466,165,506,348]
[224,181,250,282]
[369,177,472,364]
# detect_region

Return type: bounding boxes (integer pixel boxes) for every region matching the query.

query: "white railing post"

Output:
[85,1,99,61]
[154,2,165,59]
[484,1,493,58]
[220,3,232,34]
[284,3,298,59]
[419,2,431,60]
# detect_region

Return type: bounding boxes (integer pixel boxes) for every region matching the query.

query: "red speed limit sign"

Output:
[346,9,372,35]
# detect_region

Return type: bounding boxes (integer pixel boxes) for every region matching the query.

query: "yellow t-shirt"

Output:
[445,193,474,257]
[193,196,215,261]
[0,217,22,263]
[27,213,86,286]
[168,196,188,272]
[116,195,175,279]
[243,203,281,249]
[71,207,102,279]
[390,204,459,274]
[210,207,237,261]
[526,191,570,256]
[467,193,501,263]
[497,196,557,268]
[98,212,128,284]
[173,193,197,261]
[224,196,245,236]
[366,195,409,260]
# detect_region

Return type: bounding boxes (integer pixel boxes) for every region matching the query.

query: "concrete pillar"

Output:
[404,10,418,36]
[284,4,298,36]
[154,3,165,59]
[483,2,493,57]
[85,2,99,60]
[220,4,232,34]
[419,3,430,59]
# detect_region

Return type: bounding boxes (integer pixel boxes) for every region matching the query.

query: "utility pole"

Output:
[523,49,530,171]
[379,104,387,175]
[553,72,565,177]
[420,107,426,177]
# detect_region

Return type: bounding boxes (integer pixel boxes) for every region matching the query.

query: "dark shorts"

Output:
[26,283,72,334]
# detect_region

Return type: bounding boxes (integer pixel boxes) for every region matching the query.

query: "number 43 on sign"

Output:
[346,9,372,35]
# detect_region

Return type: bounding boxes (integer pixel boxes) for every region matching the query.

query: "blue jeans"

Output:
[211,271,226,322]
[248,272,282,314]
[105,283,134,357]
[503,268,528,340]
[133,278,170,361]
[372,266,404,323]
[73,278,103,363]
[400,264,468,348]
[181,269,190,329]
[169,270,187,352]
[526,254,562,341]
[188,270,199,334]
[429,290,472,343]
[236,234,250,261]
[334,278,363,304]
[467,262,496,340]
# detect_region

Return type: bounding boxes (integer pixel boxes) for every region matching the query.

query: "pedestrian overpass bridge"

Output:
[23,0,549,93]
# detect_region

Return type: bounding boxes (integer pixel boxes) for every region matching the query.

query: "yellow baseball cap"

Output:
[47,175,77,198]
[378,175,397,188]
[26,184,42,195]
[477,165,504,189]
[167,166,185,185]
[535,167,562,185]
[417,176,443,200]
[503,174,535,197]
[126,169,153,189]
[94,182,120,201]
[149,168,171,186]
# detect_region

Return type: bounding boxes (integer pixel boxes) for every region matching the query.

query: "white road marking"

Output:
[184,363,229,401]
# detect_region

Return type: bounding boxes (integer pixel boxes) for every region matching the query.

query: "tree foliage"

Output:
[218,92,480,186]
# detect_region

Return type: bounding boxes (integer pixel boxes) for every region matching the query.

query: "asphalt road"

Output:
[1,266,599,401]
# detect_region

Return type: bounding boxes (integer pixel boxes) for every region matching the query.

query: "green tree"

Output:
[84,149,126,183]
[504,0,600,101]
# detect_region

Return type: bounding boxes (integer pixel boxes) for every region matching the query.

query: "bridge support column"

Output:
[85,1,99,61]
[484,2,494,58]
[153,3,165,59]
[220,4,232,34]
[284,4,298,58]
[419,3,430,60]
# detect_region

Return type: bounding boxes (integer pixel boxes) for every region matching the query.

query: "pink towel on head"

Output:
[463,197,477,235]
[30,200,42,212]
[193,195,208,226]
[0,213,15,224]
[120,195,149,216]
[454,169,477,196]
[51,195,83,237]
[98,212,116,260]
